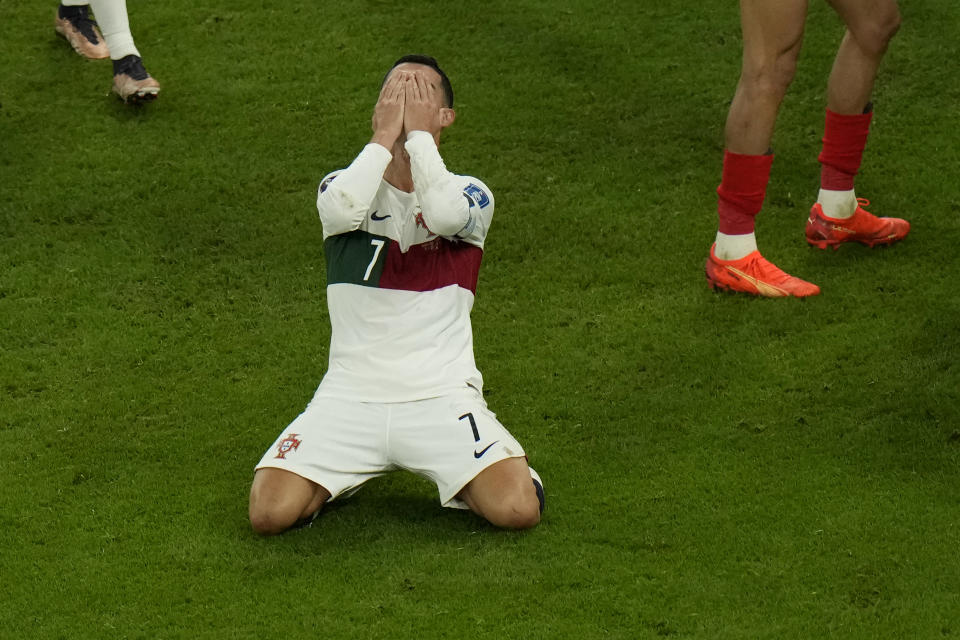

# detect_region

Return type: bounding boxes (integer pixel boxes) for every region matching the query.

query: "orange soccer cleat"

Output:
[705,244,820,298]
[805,198,910,250]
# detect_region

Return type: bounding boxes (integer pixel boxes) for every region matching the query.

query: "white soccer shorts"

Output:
[255,387,526,509]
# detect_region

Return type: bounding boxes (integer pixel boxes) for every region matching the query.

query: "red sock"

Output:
[818,107,872,190]
[716,151,774,235]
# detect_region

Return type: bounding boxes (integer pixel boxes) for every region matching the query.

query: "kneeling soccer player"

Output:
[249,55,544,534]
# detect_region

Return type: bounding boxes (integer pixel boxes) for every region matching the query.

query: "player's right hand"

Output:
[371,73,406,149]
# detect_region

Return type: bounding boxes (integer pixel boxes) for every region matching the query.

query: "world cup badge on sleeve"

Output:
[275,433,302,459]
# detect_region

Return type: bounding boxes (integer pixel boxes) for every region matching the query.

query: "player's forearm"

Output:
[317,143,393,236]
[370,130,400,150]
[404,132,471,237]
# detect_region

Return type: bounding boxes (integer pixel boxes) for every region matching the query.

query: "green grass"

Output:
[2,0,959,637]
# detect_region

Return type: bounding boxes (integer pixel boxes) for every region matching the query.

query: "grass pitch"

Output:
[2,0,959,638]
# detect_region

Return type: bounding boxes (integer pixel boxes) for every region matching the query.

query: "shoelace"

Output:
[115,55,149,81]
[66,7,101,43]
[741,252,789,284]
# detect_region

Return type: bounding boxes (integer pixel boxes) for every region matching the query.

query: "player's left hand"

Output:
[403,72,440,135]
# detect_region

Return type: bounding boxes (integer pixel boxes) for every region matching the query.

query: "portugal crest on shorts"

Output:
[275,433,302,459]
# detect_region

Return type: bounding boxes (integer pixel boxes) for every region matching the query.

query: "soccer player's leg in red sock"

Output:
[806,0,907,248]
[707,0,819,296]
[715,151,772,260]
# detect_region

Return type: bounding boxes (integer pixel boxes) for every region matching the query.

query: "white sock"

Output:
[60,1,89,6]
[817,188,857,219]
[714,231,757,261]
[88,0,140,60]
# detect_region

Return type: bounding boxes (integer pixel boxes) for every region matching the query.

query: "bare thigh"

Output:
[739,0,809,63]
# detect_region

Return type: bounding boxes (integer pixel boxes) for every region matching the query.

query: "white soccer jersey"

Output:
[312,131,495,402]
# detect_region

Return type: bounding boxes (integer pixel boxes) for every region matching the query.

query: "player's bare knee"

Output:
[249,505,297,536]
[248,491,301,535]
[877,9,902,51]
[853,8,901,56]
[741,56,797,102]
[487,495,541,530]
[501,504,541,530]
[511,504,541,530]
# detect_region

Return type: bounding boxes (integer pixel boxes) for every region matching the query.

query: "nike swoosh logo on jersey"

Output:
[474,441,499,459]
[370,210,391,221]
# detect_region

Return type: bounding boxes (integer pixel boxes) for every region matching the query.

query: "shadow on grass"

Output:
[218,474,527,555]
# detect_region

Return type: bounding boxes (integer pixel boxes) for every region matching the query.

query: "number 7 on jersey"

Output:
[364,239,385,281]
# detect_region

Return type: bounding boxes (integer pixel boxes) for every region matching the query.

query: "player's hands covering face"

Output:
[371,73,406,148]
[402,71,443,135]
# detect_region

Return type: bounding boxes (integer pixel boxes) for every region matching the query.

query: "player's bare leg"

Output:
[826,0,901,116]
[805,0,908,248]
[457,457,541,530]
[725,0,808,157]
[706,0,820,296]
[248,468,331,536]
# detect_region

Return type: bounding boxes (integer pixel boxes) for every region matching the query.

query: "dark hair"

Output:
[383,54,454,108]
